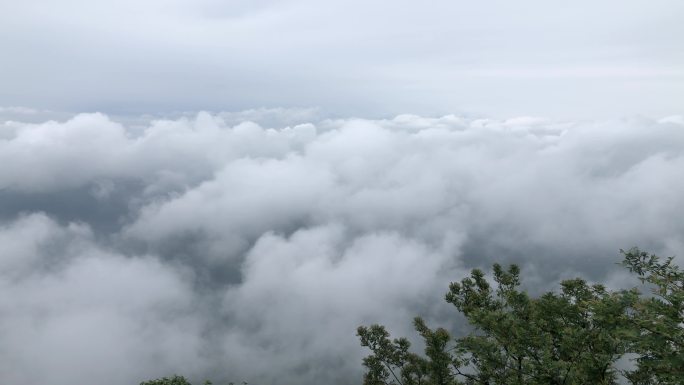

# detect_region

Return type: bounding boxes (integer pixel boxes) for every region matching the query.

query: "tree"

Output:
[139,375,236,385]
[620,248,684,385]
[358,249,683,385]
[140,375,194,385]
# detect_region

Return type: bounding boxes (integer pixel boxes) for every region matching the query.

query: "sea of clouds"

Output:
[1,110,683,385]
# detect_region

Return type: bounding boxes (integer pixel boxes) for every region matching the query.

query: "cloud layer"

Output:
[1,112,684,384]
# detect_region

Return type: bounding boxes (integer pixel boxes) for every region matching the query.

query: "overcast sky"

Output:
[1,0,683,118]
[1,2,684,385]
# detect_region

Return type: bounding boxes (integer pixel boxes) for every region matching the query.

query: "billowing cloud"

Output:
[0,214,206,385]
[1,111,683,384]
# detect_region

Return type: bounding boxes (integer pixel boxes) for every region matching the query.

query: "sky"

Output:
[1,1,684,385]
[1,0,683,118]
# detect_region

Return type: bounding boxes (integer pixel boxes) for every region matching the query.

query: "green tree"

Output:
[621,248,684,385]
[139,375,237,385]
[140,375,194,385]
[358,249,683,385]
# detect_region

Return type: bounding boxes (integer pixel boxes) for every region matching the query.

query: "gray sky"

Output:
[1,0,683,118]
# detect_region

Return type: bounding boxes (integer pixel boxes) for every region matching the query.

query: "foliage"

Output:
[358,248,683,385]
[140,375,194,385]
[140,374,249,385]
[139,376,231,385]
[620,248,684,385]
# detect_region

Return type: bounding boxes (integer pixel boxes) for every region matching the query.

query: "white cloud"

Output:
[218,225,461,384]
[0,214,206,385]
[0,106,39,114]
[1,111,684,384]
[658,115,684,125]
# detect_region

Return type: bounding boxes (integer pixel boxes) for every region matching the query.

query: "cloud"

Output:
[0,214,206,385]
[1,111,683,384]
[0,106,39,114]
[217,224,460,384]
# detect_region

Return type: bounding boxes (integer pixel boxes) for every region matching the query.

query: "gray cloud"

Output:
[1,112,684,384]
